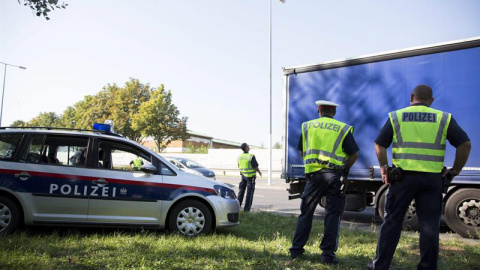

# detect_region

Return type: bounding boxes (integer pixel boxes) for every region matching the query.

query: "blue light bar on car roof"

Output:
[93,123,113,133]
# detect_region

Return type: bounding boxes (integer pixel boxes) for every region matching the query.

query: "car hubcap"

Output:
[0,203,12,232]
[458,199,480,227]
[176,207,205,236]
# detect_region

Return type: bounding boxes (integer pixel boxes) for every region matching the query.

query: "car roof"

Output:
[0,128,135,144]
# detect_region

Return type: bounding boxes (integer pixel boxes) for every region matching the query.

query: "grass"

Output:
[0,212,479,270]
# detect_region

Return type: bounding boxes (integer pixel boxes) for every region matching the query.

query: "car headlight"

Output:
[214,185,236,199]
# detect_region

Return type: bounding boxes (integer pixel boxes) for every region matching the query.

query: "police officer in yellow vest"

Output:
[237,143,262,211]
[130,156,144,171]
[289,100,359,265]
[367,85,471,270]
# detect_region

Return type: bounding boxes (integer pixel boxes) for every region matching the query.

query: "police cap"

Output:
[315,100,339,109]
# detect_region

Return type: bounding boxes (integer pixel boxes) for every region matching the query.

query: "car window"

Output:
[170,160,184,169]
[180,159,203,169]
[0,133,23,161]
[160,162,175,176]
[98,139,152,172]
[21,134,89,166]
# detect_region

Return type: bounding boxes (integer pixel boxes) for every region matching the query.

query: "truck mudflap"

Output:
[286,179,306,200]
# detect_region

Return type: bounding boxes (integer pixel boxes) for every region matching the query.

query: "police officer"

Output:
[130,156,144,171]
[367,85,471,270]
[289,100,359,265]
[237,143,262,212]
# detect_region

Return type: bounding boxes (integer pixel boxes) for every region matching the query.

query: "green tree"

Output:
[132,85,189,152]
[10,120,27,127]
[19,0,68,20]
[58,88,115,130]
[274,142,283,149]
[58,106,77,129]
[111,79,151,143]
[28,112,61,127]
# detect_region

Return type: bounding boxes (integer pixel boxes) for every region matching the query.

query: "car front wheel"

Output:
[168,200,212,236]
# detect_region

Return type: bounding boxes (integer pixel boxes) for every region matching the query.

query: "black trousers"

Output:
[372,173,443,270]
[289,171,345,261]
[237,175,256,212]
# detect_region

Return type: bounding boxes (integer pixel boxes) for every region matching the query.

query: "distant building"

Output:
[142,131,244,153]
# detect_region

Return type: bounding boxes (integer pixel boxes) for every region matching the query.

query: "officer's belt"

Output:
[401,170,440,175]
[307,168,342,177]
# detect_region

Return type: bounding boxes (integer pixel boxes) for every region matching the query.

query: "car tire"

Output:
[444,188,480,239]
[378,188,419,231]
[0,197,21,235]
[168,199,212,236]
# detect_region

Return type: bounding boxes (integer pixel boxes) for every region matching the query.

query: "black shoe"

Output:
[321,257,339,265]
[366,262,374,270]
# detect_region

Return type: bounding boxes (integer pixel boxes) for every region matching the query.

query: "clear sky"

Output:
[0,0,479,147]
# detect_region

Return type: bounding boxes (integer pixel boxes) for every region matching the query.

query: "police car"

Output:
[0,123,239,236]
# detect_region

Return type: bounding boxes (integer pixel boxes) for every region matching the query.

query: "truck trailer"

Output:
[282,37,480,238]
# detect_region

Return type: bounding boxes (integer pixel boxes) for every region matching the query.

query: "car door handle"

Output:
[92,179,108,187]
[14,172,31,181]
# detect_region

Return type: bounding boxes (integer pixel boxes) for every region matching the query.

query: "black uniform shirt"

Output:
[297,116,360,155]
[375,103,470,148]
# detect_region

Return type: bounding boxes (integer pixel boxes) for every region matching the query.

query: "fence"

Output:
[160,149,283,178]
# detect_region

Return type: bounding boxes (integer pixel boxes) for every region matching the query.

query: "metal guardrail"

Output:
[211,168,282,176]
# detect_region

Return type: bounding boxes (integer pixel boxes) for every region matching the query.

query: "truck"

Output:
[282,37,480,238]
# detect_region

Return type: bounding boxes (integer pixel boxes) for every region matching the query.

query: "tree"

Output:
[19,0,68,20]
[132,85,189,152]
[57,87,115,130]
[274,142,283,149]
[111,79,151,143]
[10,120,27,127]
[58,106,77,129]
[28,112,61,127]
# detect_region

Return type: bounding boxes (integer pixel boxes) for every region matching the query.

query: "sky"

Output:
[0,0,479,147]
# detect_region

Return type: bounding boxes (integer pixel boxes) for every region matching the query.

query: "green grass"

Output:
[0,212,479,270]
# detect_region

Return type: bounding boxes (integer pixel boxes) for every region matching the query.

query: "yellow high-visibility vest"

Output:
[238,153,256,177]
[132,158,143,170]
[302,117,352,174]
[389,105,451,173]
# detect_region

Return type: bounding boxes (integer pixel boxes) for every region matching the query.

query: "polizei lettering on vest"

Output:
[402,112,437,123]
[308,122,340,132]
[49,183,117,197]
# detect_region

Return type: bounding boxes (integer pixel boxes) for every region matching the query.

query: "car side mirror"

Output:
[141,164,158,174]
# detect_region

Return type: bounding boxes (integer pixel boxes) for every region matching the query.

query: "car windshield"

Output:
[179,158,203,169]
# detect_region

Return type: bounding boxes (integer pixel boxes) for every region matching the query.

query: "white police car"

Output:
[0,123,239,236]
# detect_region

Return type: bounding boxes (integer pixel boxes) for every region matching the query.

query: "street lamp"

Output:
[269,0,285,185]
[0,61,27,127]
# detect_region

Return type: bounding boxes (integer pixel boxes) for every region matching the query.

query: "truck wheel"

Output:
[377,189,419,230]
[168,200,212,236]
[444,189,480,239]
[0,197,21,235]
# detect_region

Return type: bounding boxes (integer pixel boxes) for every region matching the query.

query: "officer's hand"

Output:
[442,168,458,177]
[381,166,389,185]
